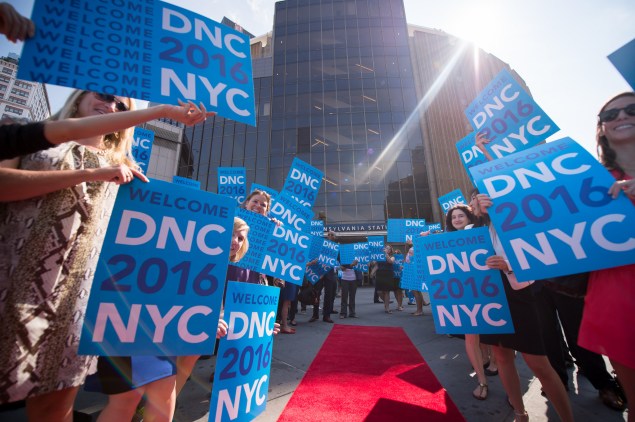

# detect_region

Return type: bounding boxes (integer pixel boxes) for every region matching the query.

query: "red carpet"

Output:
[278,325,465,422]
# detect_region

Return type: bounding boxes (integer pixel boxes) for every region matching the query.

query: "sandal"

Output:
[396,306,404,311]
[280,327,296,334]
[289,320,297,326]
[385,310,393,314]
[472,383,488,400]
[412,312,423,316]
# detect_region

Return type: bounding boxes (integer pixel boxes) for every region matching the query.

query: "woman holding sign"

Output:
[0,89,149,420]
[445,204,497,401]
[471,192,573,422]
[579,92,635,416]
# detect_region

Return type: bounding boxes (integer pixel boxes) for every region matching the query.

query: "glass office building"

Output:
[177,0,526,237]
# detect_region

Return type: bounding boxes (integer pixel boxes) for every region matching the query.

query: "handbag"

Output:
[298,284,317,306]
[541,272,589,298]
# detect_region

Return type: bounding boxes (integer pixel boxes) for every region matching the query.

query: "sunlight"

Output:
[361,41,470,187]
[447,1,505,53]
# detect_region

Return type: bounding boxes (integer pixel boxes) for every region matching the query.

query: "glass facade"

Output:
[179,0,436,229]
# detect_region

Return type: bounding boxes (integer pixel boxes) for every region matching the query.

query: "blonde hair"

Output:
[231,217,250,262]
[50,90,137,167]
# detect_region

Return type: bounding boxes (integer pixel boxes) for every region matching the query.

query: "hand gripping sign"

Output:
[210,282,278,422]
[464,69,559,159]
[339,243,370,272]
[79,179,234,356]
[413,228,513,335]
[19,0,256,125]
[470,137,635,281]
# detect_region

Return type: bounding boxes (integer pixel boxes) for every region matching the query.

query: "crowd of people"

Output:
[0,3,633,422]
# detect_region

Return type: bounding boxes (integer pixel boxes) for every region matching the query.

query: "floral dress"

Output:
[0,143,118,403]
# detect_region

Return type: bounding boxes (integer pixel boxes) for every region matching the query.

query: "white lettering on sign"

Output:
[436,303,506,327]
[115,211,225,256]
[227,311,276,340]
[427,249,489,275]
[92,303,212,343]
[290,168,319,189]
[483,154,591,199]
[471,84,520,129]
[215,375,268,422]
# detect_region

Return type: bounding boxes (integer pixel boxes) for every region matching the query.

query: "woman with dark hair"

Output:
[470,191,573,421]
[579,91,635,420]
[445,204,497,400]
[376,245,399,314]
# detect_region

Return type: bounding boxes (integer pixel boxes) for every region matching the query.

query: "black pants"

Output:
[534,281,614,390]
[312,276,335,319]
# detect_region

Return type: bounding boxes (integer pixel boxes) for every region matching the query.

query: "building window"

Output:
[14,81,32,89]
[9,96,26,105]
[0,74,9,83]
[11,88,28,97]
[5,105,23,115]
[1,67,13,75]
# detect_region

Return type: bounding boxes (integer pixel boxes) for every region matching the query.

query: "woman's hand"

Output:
[271,217,283,227]
[163,100,215,126]
[272,322,281,335]
[609,178,635,200]
[216,318,228,339]
[475,133,495,162]
[92,164,149,184]
[0,3,35,43]
[486,255,511,272]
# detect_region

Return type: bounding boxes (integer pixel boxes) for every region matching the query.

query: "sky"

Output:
[1,0,633,156]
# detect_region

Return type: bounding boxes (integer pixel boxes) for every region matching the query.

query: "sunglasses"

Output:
[93,92,129,112]
[598,103,635,123]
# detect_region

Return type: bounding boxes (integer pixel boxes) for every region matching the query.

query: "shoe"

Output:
[299,309,306,314]
[599,382,627,411]
[396,306,404,311]
[472,383,488,400]
[349,314,358,318]
[280,328,296,334]
[289,320,297,326]
[374,300,382,303]
[412,312,423,316]
[323,318,334,323]
[485,367,499,376]
[331,310,338,314]
[385,310,392,314]
[408,301,416,305]
[339,314,346,319]
[309,317,318,322]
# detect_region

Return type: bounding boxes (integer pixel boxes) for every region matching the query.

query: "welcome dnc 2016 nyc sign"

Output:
[19,0,255,125]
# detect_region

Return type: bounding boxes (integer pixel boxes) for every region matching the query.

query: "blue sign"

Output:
[131,127,154,173]
[387,219,426,242]
[305,237,339,284]
[470,137,635,281]
[608,38,635,90]
[79,179,234,355]
[310,220,324,237]
[249,183,278,198]
[438,189,466,214]
[218,167,247,205]
[465,69,559,159]
[173,175,201,189]
[18,0,256,125]
[339,243,369,272]
[210,282,278,421]
[425,222,443,234]
[234,208,311,286]
[367,235,385,261]
[269,192,313,232]
[455,132,489,181]
[413,228,513,335]
[400,255,427,292]
[282,158,323,208]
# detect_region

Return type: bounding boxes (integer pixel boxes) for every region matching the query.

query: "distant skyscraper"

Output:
[174,0,529,237]
[0,55,50,122]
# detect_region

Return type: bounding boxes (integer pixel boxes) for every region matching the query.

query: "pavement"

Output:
[1,286,629,421]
